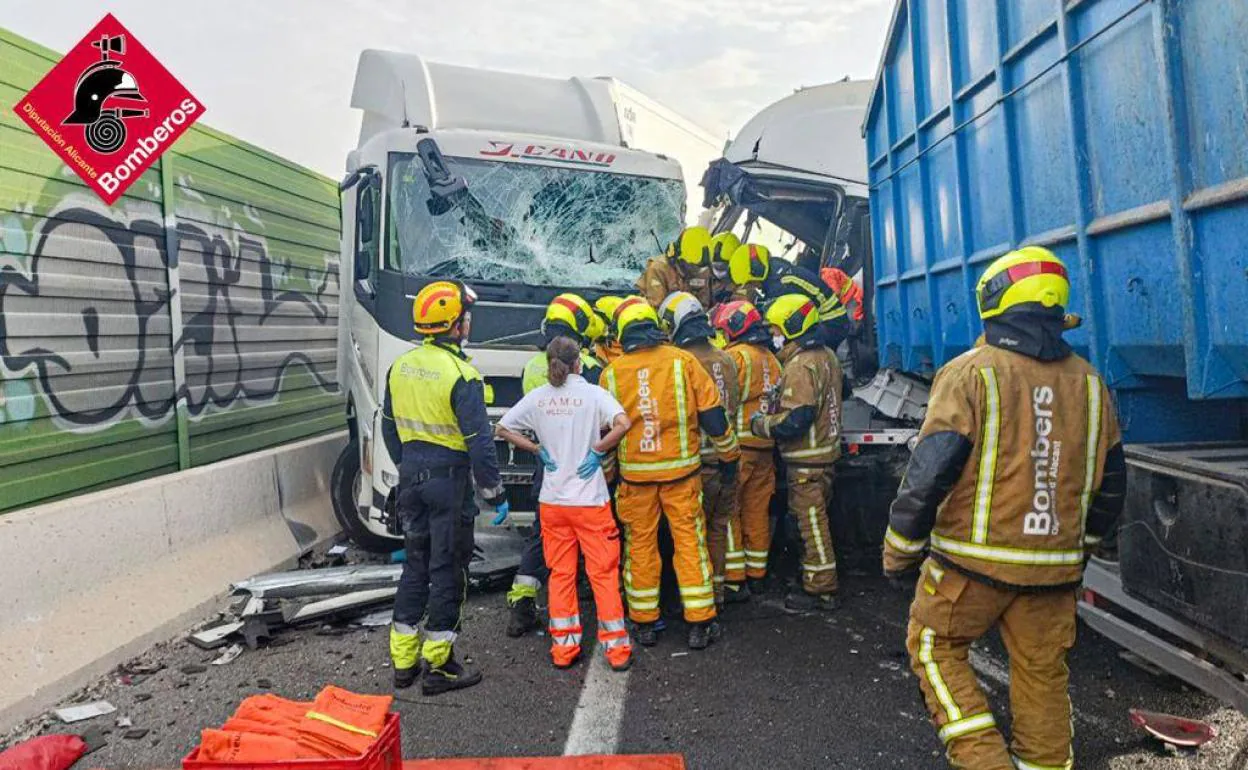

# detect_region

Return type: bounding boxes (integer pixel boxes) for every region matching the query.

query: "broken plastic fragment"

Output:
[1129,708,1217,748]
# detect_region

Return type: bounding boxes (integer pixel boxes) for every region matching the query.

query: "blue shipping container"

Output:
[865,0,1248,443]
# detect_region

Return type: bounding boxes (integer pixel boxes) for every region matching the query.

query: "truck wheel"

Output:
[330,439,401,554]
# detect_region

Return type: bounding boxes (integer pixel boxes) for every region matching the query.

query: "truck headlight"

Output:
[381,469,400,487]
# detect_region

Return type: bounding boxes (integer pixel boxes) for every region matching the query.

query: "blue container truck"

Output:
[864,0,1248,710]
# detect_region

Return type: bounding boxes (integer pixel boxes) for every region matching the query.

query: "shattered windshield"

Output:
[387,153,685,289]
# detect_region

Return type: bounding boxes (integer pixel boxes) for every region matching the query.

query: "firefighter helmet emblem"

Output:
[62,34,148,154]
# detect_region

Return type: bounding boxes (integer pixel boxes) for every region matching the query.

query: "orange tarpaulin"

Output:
[403,756,685,770]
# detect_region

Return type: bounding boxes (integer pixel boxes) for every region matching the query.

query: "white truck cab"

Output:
[333,51,692,549]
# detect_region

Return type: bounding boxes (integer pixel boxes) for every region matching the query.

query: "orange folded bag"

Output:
[296,685,394,758]
[198,729,322,762]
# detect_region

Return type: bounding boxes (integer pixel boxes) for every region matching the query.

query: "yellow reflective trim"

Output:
[394,417,458,435]
[919,627,962,722]
[1011,756,1073,770]
[972,367,1001,544]
[737,350,753,435]
[938,712,996,743]
[808,505,828,565]
[305,711,379,738]
[931,534,1084,565]
[619,454,702,473]
[606,369,623,465]
[625,586,659,598]
[679,585,714,597]
[1080,374,1103,533]
[782,445,835,459]
[674,358,689,459]
[885,526,927,554]
[683,597,716,609]
[693,506,712,585]
[389,626,421,670]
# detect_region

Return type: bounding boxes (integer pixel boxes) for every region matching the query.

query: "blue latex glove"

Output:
[577,448,606,479]
[537,446,558,472]
[491,500,510,526]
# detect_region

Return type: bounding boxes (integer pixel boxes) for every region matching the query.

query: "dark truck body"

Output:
[864,0,1248,708]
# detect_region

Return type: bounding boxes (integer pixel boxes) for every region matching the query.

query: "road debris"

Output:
[212,644,245,666]
[1129,708,1218,748]
[123,728,150,740]
[180,664,208,675]
[0,734,87,770]
[53,701,115,724]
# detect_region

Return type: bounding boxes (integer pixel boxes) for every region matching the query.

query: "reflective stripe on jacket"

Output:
[726,341,780,450]
[388,340,482,452]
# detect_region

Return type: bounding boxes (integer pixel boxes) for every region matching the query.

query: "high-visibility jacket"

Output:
[885,344,1124,588]
[636,256,714,309]
[522,349,602,394]
[388,340,485,452]
[602,344,739,483]
[726,341,781,450]
[756,340,842,466]
[765,261,849,323]
[684,341,739,465]
[820,267,864,322]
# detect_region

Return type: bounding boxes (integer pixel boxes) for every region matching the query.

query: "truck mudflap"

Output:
[1079,558,1248,713]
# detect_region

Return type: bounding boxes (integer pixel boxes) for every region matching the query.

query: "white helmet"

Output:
[658,291,706,337]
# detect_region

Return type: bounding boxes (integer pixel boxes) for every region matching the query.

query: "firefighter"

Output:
[729,243,854,352]
[507,293,602,639]
[749,294,843,611]
[883,246,1125,770]
[708,231,742,306]
[591,295,640,365]
[381,280,508,695]
[636,226,715,308]
[713,300,782,601]
[658,292,740,610]
[819,266,865,322]
[601,301,740,649]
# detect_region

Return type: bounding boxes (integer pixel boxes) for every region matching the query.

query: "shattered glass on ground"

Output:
[389,154,684,290]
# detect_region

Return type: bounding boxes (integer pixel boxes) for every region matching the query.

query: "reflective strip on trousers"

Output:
[918,627,961,722]
[745,549,768,570]
[803,562,837,573]
[508,574,541,604]
[693,503,713,586]
[602,635,631,649]
[674,358,689,460]
[972,367,1001,544]
[422,630,457,668]
[550,615,582,630]
[885,526,927,554]
[389,626,422,670]
[807,505,829,565]
[937,712,996,744]
[619,454,702,473]
[1079,374,1103,532]
[930,534,1084,565]
[782,446,836,460]
[1012,755,1073,770]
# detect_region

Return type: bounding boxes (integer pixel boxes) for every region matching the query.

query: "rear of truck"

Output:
[865,0,1248,708]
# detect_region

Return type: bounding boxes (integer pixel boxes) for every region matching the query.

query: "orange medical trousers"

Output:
[617,473,716,624]
[726,449,776,582]
[540,502,631,667]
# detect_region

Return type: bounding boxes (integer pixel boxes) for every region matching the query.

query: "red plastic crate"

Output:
[182,713,402,770]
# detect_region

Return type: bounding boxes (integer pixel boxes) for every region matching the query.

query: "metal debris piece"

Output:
[115,717,132,729]
[327,544,349,557]
[353,609,394,627]
[54,701,116,723]
[1129,708,1218,748]
[212,644,244,666]
[286,588,399,626]
[231,564,403,599]
[189,621,244,650]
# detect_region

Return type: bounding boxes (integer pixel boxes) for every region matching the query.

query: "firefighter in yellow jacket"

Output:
[636,226,715,309]
[658,291,740,610]
[602,301,740,649]
[713,300,782,601]
[883,247,1125,770]
[750,294,843,611]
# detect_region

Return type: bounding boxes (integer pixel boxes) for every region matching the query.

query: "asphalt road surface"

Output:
[6,574,1245,769]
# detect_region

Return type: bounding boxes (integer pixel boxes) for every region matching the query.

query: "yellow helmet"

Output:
[709,232,741,269]
[543,293,595,339]
[729,243,770,286]
[765,293,820,340]
[616,300,660,339]
[413,280,477,334]
[666,226,712,267]
[657,291,704,335]
[976,246,1070,320]
[586,309,607,342]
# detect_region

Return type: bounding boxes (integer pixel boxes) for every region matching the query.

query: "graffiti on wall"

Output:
[0,189,339,432]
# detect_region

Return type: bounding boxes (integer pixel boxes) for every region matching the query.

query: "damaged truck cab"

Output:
[333,50,697,550]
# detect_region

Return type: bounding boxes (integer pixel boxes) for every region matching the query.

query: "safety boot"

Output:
[393,665,420,690]
[421,654,483,696]
[746,576,770,596]
[687,620,722,650]
[506,597,540,638]
[633,622,659,647]
[724,582,751,604]
[784,589,840,612]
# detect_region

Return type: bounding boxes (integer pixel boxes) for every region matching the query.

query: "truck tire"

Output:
[330,439,401,554]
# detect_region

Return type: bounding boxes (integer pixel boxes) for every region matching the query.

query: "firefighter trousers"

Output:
[786,465,837,594]
[391,466,475,670]
[509,465,548,606]
[727,449,776,582]
[540,502,631,668]
[700,465,738,604]
[617,473,716,624]
[906,558,1078,770]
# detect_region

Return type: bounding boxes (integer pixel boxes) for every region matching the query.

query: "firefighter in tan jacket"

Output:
[636,226,715,309]
[750,294,843,612]
[883,247,1126,770]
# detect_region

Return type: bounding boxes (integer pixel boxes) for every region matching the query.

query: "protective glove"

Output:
[491,500,510,526]
[748,412,768,439]
[537,446,558,472]
[718,459,739,484]
[577,448,606,479]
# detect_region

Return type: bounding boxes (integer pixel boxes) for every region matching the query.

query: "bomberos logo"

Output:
[12,13,205,204]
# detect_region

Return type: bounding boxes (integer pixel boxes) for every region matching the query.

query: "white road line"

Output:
[563,652,630,756]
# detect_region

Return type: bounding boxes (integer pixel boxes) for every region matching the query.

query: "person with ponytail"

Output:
[496,337,634,671]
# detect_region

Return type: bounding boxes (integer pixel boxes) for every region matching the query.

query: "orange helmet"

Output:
[713,300,765,342]
[412,281,477,335]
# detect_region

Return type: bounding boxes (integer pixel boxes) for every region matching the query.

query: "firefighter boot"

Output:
[634,622,659,647]
[747,576,770,596]
[422,654,483,696]
[724,582,751,604]
[507,597,540,638]
[785,589,840,612]
[393,665,420,690]
[687,620,722,650]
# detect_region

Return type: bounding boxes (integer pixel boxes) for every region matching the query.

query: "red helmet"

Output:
[712,300,764,342]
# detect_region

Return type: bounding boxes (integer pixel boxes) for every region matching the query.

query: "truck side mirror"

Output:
[354,172,380,291]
